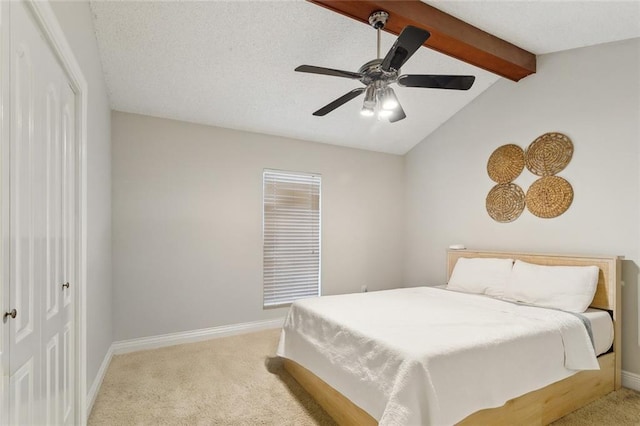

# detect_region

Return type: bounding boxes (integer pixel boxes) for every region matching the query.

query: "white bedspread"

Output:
[276,287,599,426]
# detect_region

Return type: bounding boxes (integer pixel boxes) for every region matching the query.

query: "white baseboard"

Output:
[622,370,640,391]
[111,317,285,355]
[87,344,114,416]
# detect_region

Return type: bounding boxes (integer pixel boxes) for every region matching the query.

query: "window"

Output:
[263,170,321,307]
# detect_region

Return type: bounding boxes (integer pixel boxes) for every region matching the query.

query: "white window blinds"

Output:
[263,170,321,307]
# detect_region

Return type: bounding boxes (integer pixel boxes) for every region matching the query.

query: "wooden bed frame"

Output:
[283,250,622,425]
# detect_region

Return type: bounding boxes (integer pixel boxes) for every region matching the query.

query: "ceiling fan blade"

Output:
[296,65,363,80]
[388,101,406,123]
[398,74,476,90]
[312,87,365,116]
[381,26,431,72]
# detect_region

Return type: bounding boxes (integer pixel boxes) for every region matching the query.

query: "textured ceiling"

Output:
[90,1,640,155]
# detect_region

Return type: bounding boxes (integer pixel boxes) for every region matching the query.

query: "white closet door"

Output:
[8,2,76,424]
[41,37,64,426]
[1,1,12,423]
[60,80,76,426]
[9,3,42,423]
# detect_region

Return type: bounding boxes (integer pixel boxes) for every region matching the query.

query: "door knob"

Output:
[62,282,69,289]
[3,309,17,320]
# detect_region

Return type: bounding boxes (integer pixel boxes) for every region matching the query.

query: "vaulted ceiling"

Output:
[90,1,640,155]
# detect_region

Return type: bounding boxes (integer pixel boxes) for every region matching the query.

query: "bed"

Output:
[277,250,622,425]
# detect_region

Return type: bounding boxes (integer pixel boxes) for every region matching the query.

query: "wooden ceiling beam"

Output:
[307,0,536,82]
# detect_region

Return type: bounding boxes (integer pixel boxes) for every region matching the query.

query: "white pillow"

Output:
[504,260,599,313]
[447,257,514,297]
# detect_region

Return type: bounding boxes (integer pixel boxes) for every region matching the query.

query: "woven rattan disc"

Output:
[526,176,573,218]
[486,183,525,223]
[487,144,525,183]
[525,132,573,176]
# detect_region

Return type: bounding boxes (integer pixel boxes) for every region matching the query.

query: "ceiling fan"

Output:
[295,11,476,123]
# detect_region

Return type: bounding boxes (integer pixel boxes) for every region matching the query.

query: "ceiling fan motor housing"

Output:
[358,59,398,87]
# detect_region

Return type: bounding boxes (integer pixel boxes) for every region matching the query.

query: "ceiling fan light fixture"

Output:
[378,108,393,119]
[381,87,399,110]
[363,85,377,109]
[360,105,375,117]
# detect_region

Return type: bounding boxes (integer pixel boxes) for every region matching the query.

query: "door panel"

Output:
[45,83,61,322]
[12,33,36,349]
[10,357,35,425]
[62,93,74,313]
[45,334,59,424]
[62,321,73,423]
[0,0,7,419]
[61,82,76,425]
[10,9,42,424]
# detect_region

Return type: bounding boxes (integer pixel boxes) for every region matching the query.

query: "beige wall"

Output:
[50,1,113,391]
[112,111,405,340]
[404,39,640,375]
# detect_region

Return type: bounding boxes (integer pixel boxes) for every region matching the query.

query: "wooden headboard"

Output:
[447,250,621,311]
[446,249,623,388]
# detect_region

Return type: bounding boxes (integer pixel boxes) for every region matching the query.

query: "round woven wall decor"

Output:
[487,144,525,183]
[525,132,573,176]
[526,176,573,218]
[486,183,525,223]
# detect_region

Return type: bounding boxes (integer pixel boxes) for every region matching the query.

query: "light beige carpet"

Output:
[89,329,335,425]
[89,329,640,425]
[551,387,640,425]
